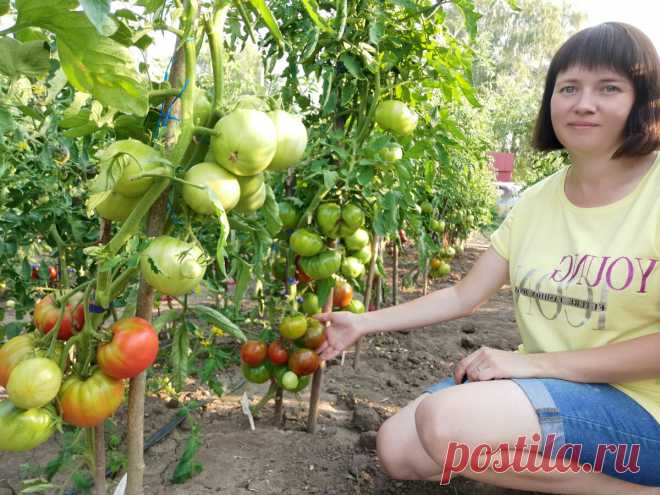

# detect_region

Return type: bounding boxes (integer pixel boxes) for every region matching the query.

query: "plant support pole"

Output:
[307,288,333,433]
[126,2,197,492]
[353,235,380,369]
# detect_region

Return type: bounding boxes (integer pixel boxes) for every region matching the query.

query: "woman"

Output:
[316,23,660,494]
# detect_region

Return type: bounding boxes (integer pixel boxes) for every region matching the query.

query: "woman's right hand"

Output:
[314,311,365,361]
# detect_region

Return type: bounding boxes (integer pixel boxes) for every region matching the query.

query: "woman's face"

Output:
[550,65,635,156]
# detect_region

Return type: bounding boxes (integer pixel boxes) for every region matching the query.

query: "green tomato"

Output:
[299,250,342,280]
[441,246,456,259]
[182,162,241,214]
[193,90,212,126]
[237,173,265,197]
[292,374,310,392]
[344,228,370,251]
[280,371,299,391]
[96,192,140,222]
[94,139,165,198]
[430,219,445,233]
[341,204,365,230]
[241,362,271,384]
[290,228,324,257]
[352,244,372,264]
[302,293,321,315]
[140,236,206,296]
[234,182,267,214]
[7,357,62,409]
[278,201,300,229]
[0,400,56,452]
[421,201,433,214]
[375,100,418,136]
[380,144,403,161]
[279,315,308,340]
[267,110,308,171]
[210,109,277,176]
[341,256,365,279]
[346,299,365,314]
[316,203,341,235]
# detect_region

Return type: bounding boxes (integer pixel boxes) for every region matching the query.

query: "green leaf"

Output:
[80,0,117,36]
[136,0,164,13]
[0,38,50,78]
[246,0,283,46]
[0,0,9,16]
[15,1,149,116]
[263,184,282,236]
[233,259,252,317]
[153,309,181,331]
[301,0,333,32]
[322,170,338,190]
[190,305,246,343]
[452,0,481,41]
[368,17,384,45]
[316,277,334,309]
[339,53,362,78]
[171,422,203,484]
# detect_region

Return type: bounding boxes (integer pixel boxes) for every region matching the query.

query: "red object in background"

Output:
[489,152,515,182]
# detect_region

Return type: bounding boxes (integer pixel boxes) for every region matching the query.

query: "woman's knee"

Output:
[376,414,414,479]
[414,393,458,463]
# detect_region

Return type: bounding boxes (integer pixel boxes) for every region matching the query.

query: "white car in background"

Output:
[495,181,522,217]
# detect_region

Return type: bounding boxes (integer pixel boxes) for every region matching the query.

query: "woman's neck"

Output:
[564,150,656,207]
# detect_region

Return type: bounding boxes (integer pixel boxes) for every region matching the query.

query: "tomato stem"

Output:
[205,4,229,117]
[49,225,69,288]
[250,381,279,418]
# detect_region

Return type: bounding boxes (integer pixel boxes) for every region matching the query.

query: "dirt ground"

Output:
[0,233,542,495]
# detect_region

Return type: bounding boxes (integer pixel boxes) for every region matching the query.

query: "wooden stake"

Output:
[307,287,333,433]
[353,235,381,369]
[392,242,399,306]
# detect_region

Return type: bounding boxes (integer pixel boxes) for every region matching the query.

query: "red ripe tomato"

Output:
[333,280,353,308]
[288,348,320,376]
[97,317,159,379]
[267,341,289,365]
[33,294,84,340]
[48,266,58,282]
[59,370,124,428]
[240,340,267,367]
[30,266,39,280]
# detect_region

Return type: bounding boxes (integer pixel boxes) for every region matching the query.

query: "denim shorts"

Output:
[424,377,660,486]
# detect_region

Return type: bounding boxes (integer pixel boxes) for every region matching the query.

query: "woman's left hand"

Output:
[454,346,544,383]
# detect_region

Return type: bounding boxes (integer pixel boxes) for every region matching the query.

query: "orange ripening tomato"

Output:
[59,370,124,428]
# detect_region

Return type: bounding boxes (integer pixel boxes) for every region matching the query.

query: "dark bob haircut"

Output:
[532,22,660,158]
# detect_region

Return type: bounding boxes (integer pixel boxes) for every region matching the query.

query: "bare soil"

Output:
[0,233,540,495]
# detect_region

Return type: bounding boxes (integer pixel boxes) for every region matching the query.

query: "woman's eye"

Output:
[559,86,576,94]
[603,85,620,92]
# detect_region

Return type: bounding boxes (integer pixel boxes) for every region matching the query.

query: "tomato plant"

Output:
[333,280,354,309]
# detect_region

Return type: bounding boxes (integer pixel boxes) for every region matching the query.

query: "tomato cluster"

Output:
[0,314,159,453]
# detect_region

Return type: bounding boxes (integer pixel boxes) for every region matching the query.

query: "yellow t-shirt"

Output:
[491,153,660,423]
